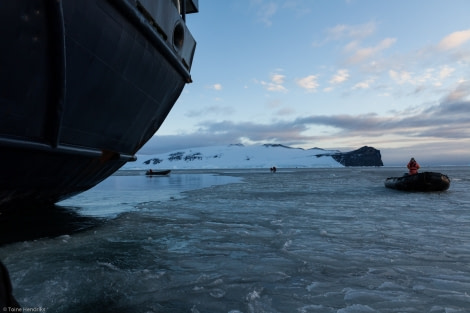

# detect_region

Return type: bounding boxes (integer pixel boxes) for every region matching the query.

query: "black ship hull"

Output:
[0,0,198,208]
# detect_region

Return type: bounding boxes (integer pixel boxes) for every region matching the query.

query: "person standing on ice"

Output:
[407,157,420,175]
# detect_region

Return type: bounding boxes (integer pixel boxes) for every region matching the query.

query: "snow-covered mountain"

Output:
[123,144,345,169]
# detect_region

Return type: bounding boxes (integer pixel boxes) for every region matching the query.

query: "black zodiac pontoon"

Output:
[384,172,450,192]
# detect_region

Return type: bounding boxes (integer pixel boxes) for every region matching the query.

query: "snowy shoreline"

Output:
[124,144,346,170]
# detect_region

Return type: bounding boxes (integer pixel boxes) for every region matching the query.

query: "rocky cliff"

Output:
[330,146,383,166]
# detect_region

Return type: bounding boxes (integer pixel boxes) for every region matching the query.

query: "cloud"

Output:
[296,75,319,92]
[326,21,376,41]
[295,91,470,141]
[389,70,413,85]
[281,0,311,16]
[261,73,287,92]
[140,83,470,164]
[353,77,375,89]
[146,90,469,147]
[440,80,470,103]
[251,0,278,26]
[329,69,349,84]
[438,29,470,50]
[276,107,296,116]
[209,83,223,91]
[266,99,282,109]
[271,74,284,85]
[185,105,235,117]
[313,21,376,47]
[388,65,456,88]
[439,65,455,79]
[346,38,396,64]
[251,0,313,27]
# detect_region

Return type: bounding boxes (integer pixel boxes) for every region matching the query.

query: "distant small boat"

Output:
[384,172,450,192]
[145,170,171,176]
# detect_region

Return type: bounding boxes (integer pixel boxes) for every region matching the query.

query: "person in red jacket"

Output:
[407,157,420,175]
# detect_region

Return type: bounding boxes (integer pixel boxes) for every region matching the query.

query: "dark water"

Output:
[0,167,469,312]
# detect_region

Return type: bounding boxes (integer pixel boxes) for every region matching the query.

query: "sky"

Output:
[139,0,470,166]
